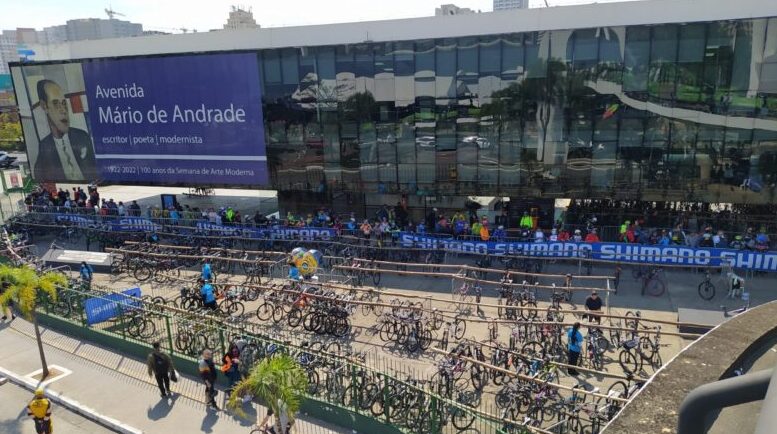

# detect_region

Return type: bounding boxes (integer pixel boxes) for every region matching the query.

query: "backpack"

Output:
[153,353,170,373]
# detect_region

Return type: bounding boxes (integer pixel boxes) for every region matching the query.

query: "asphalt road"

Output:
[0,381,116,434]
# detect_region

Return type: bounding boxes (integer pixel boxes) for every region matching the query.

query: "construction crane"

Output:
[105,7,125,20]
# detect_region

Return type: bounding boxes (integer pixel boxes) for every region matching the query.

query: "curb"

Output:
[0,365,143,434]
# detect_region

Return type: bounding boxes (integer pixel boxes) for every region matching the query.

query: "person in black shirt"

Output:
[584,291,603,324]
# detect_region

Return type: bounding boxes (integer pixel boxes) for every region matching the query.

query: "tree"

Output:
[0,113,24,151]
[0,264,67,379]
[227,354,308,433]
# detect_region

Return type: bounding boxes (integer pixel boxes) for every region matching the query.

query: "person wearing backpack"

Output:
[147,341,175,398]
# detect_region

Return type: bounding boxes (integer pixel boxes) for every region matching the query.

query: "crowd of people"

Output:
[23,184,775,251]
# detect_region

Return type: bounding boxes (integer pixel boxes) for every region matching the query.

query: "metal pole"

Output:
[678,369,772,434]
[755,365,777,434]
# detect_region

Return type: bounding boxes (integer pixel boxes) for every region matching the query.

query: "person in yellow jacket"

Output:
[27,388,53,434]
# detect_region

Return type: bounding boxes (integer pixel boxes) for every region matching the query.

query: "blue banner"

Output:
[195,221,336,241]
[399,234,777,272]
[111,217,161,232]
[81,53,267,185]
[83,287,141,325]
[55,214,93,227]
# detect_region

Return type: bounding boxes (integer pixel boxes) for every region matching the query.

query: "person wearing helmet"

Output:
[573,229,583,242]
[755,230,769,252]
[492,225,506,241]
[730,235,745,250]
[699,232,714,248]
[28,388,53,434]
[584,229,600,243]
[619,220,630,241]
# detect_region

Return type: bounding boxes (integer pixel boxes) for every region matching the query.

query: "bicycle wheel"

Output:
[644,278,666,297]
[451,405,475,431]
[453,318,467,340]
[372,271,381,286]
[133,266,153,282]
[256,303,273,321]
[618,350,640,374]
[287,309,303,328]
[698,281,715,301]
[607,380,629,399]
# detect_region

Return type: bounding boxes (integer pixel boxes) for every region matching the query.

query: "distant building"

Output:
[142,30,171,36]
[494,0,529,10]
[435,4,476,16]
[223,6,260,30]
[43,18,143,44]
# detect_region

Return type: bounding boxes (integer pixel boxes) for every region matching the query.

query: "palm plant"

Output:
[0,264,67,379]
[227,354,308,432]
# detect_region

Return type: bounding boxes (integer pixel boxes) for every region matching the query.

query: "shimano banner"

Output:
[84,287,142,325]
[399,234,777,272]
[195,221,336,241]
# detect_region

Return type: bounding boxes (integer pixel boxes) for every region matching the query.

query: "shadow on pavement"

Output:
[147,395,176,420]
[201,408,219,433]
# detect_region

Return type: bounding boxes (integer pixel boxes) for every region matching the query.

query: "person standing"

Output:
[200,279,217,310]
[147,341,175,398]
[201,258,213,281]
[221,344,243,393]
[199,349,219,409]
[79,261,93,290]
[584,291,603,324]
[566,322,583,376]
[27,388,53,434]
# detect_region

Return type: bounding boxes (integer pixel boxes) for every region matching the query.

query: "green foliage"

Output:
[0,265,67,319]
[0,113,24,151]
[227,353,308,422]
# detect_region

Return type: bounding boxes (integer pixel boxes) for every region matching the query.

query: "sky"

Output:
[0,0,636,33]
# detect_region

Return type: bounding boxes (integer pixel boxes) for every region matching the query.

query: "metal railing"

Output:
[37,284,556,434]
[678,364,777,434]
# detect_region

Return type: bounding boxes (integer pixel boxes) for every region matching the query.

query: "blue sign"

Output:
[81,53,267,185]
[111,217,160,232]
[399,234,777,272]
[195,221,336,241]
[83,287,141,325]
[55,214,93,227]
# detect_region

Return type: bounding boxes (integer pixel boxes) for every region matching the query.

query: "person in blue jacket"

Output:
[567,322,583,376]
[199,278,216,310]
[201,258,213,281]
[79,261,93,290]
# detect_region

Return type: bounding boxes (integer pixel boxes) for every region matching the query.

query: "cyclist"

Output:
[79,261,94,290]
[27,389,53,434]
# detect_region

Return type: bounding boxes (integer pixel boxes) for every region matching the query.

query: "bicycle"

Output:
[697,270,716,301]
[639,267,666,297]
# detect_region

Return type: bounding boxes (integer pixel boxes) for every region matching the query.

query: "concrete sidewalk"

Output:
[0,318,347,434]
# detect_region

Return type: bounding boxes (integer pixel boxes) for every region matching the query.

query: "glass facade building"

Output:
[262,18,777,205]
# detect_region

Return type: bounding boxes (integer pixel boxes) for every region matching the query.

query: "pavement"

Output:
[0,318,347,434]
[0,380,115,434]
